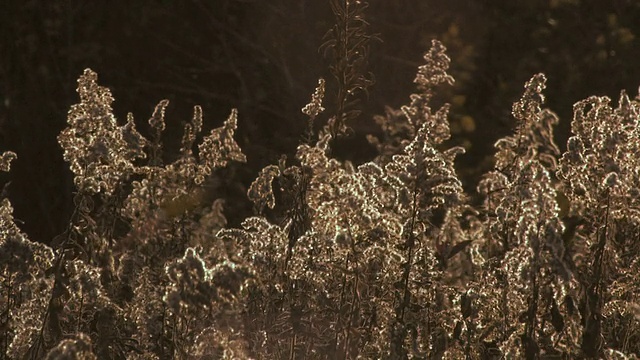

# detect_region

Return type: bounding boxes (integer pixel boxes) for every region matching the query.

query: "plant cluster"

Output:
[2,1,640,359]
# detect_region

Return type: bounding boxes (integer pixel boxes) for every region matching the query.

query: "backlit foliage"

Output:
[2,2,640,359]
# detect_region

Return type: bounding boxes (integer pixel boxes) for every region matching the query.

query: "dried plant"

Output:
[2,2,640,359]
[321,0,376,138]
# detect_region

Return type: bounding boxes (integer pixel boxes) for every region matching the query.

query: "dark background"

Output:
[2,0,640,244]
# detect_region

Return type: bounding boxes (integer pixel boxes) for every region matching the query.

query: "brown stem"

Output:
[581,193,610,357]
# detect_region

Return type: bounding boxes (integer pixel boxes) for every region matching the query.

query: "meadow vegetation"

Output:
[1,1,639,359]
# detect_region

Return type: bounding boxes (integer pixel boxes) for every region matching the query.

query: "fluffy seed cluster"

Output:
[1,27,639,360]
